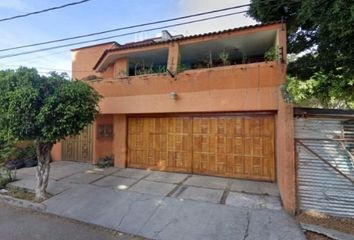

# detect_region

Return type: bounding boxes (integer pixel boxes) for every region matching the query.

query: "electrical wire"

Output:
[0,4,250,52]
[0,0,92,23]
[0,10,249,60]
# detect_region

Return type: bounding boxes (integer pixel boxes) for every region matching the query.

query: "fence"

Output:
[295,108,354,217]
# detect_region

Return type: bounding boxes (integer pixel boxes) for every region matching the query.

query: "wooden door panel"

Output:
[62,125,93,163]
[192,116,275,181]
[128,117,192,173]
[128,115,275,181]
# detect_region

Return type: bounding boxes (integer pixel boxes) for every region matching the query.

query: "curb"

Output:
[0,194,46,212]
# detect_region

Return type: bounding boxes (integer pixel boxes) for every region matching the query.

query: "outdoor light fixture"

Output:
[169,91,178,100]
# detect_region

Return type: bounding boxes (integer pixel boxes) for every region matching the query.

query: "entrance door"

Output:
[62,125,93,163]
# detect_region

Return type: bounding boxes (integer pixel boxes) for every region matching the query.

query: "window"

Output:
[97,124,113,139]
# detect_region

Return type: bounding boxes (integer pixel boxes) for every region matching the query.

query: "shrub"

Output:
[0,167,16,188]
[96,155,114,168]
[4,143,37,170]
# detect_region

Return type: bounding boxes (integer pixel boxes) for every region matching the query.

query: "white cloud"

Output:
[170,0,257,36]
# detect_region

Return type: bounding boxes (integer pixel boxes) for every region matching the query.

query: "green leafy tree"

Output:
[0,67,101,200]
[249,0,354,108]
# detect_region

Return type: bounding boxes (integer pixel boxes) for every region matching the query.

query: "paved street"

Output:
[0,203,143,240]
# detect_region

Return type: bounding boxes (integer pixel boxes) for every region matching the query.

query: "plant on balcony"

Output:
[219,49,230,66]
[132,61,167,76]
[177,63,191,73]
[264,46,279,61]
[81,75,103,81]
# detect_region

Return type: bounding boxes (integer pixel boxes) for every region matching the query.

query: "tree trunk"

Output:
[35,142,53,201]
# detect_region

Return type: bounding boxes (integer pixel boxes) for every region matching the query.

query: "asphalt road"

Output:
[0,203,144,240]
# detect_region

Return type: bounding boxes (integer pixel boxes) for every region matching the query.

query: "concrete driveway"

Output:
[9,161,305,240]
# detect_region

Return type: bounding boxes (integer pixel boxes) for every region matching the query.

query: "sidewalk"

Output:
[7,161,305,240]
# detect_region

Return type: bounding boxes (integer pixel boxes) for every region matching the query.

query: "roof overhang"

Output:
[93,22,283,72]
[70,41,120,52]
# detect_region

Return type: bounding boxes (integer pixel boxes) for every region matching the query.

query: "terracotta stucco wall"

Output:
[89,62,285,114]
[112,115,127,168]
[55,23,296,213]
[276,91,296,214]
[51,143,61,161]
[92,114,113,163]
[71,43,117,80]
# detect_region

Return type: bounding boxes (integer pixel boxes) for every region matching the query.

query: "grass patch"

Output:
[5,188,36,201]
[1,186,52,203]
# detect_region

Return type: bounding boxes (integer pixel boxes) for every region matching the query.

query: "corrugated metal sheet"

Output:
[295,117,354,217]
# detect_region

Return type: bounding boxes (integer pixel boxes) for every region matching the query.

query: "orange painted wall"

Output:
[88,62,285,114]
[51,142,61,161]
[55,23,296,213]
[112,115,127,168]
[276,91,296,214]
[71,43,117,80]
[92,114,113,163]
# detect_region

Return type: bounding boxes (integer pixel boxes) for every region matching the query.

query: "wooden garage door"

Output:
[127,115,275,181]
[128,117,193,173]
[192,116,275,181]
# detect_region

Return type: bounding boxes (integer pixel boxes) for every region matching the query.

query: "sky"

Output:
[0,0,257,76]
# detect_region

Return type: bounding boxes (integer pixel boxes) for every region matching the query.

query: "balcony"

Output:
[91,23,284,81]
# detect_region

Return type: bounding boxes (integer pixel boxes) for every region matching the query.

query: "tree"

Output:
[249,0,354,108]
[0,67,101,200]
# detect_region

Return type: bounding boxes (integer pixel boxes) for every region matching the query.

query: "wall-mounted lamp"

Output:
[169,91,178,100]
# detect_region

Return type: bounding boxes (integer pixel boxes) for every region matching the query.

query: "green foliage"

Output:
[0,67,101,144]
[131,61,167,76]
[81,75,103,81]
[264,47,279,61]
[177,63,191,73]
[249,0,354,108]
[96,155,114,168]
[286,74,354,109]
[0,141,15,166]
[219,50,230,66]
[0,167,16,188]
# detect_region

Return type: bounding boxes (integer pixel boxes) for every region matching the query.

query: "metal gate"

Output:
[295,115,354,217]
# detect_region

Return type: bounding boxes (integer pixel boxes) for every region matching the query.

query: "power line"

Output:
[0,39,117,65]
[0,10,248,60]
[0,0,92,23]
[0,4,250,52]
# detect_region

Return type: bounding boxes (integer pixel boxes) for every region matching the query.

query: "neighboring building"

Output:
[52,22,296,213]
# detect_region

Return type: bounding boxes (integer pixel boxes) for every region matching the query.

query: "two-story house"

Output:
[52,22,296,213]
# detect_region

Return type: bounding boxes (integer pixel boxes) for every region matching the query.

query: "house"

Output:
[51,22,296,213]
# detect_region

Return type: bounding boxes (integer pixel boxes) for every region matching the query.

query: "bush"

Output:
[0,137,16,167]
[0,167,16,188]
[5,144,37,170]
[96,155,114,168]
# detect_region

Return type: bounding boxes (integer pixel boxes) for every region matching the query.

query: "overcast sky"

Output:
[0,0,256,76]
